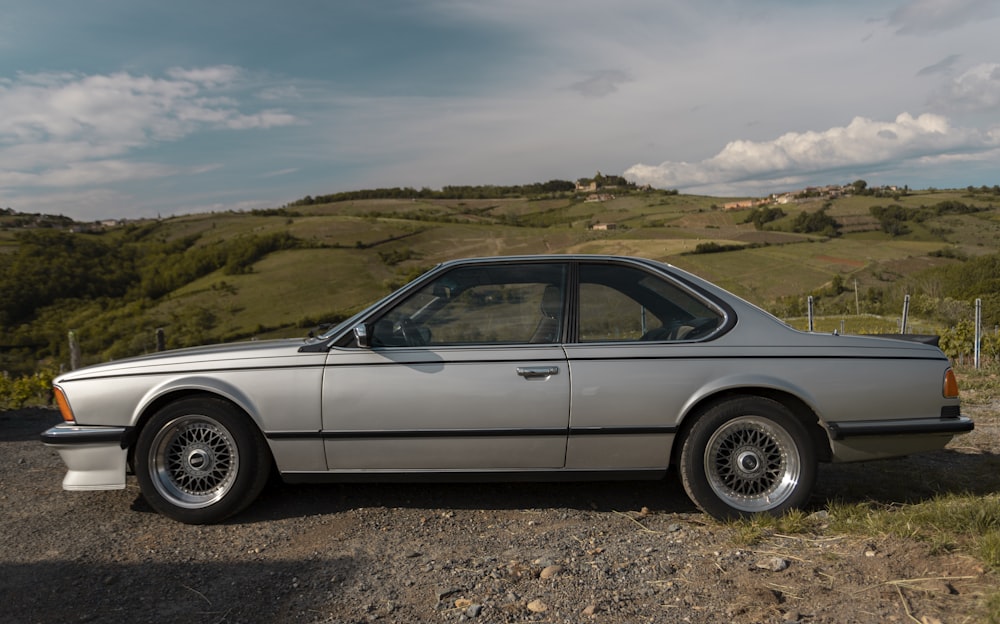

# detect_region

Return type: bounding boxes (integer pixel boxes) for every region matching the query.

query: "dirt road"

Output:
[2,406,996,623]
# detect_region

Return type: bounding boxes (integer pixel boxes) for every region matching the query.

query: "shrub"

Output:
[0,369,55,409]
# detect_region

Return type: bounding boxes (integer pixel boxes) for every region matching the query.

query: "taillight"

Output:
[53,386,76,423]
[943,368,959,399]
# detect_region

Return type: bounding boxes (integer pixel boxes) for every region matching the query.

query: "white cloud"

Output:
[0,66,299,191]
[224,110,300,130]
[258,86,303,101]
[166,65,244,86]
[930,63,1000,113]
[624,113,1000,193]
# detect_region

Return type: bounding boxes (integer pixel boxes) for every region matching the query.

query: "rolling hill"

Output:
[2,183,999,375]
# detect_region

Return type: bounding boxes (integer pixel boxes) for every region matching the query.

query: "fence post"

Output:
[155,327,166,352]
[900,294,910,334]
[807,296,814,332]
[974,299,982,370]
[68,330,81,371]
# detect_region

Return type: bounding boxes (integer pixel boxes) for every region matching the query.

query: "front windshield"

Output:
[307,291,399,343]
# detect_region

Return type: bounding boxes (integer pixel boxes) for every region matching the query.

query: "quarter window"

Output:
[578,264,723,342]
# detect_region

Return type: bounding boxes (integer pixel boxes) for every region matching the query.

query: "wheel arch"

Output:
[671,387,832,466]
[126,386,269,471]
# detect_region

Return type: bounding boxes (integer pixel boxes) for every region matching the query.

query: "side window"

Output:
[579,282,656,341]
[578,264,723,343]
[372,263,567,347]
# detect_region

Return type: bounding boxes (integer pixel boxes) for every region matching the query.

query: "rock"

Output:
[526,599,548,613]
[465,604,483,618]
[539,565,563,579]
[454,598,472,609]
[582,604,597,616]
[754,556,790,572]
[436,587,462,602]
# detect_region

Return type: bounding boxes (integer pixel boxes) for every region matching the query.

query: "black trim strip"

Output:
[266,425,678,441]
[560,354,948,362]
[827,416,973,440]
[40,425,130,447]
[269,428,564,440]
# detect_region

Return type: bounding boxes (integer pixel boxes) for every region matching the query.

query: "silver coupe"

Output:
[42,255,973,523]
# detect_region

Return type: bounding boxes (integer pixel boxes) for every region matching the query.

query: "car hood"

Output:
[55,338,312,382]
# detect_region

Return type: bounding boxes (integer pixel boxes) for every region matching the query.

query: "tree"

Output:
[792,207,840,236]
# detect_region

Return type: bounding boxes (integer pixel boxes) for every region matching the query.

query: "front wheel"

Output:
[679,397,816,520]
[135,397,271,524]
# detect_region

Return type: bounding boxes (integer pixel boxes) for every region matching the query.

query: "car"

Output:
[42,255,972,524]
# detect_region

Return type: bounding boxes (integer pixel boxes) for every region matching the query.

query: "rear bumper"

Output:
[827,415,974,463]
[41,424,130,490]
[827,416,974,440]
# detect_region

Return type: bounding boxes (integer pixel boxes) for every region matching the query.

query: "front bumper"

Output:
[41,424,130,490]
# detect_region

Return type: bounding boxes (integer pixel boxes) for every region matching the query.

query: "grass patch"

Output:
[955,367,1000,406]
[727,509,822,547]
[827,494,1000,566]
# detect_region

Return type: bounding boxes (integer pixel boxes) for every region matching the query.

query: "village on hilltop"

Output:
[1,177,911,233]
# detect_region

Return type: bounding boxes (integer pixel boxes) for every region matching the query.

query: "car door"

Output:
[564,261,728,470]
[321,262,570,471]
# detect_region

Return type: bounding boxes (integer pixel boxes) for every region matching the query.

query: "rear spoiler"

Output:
[868,334,940,347]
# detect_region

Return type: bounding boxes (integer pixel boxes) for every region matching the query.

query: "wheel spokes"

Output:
[705,416,800,512]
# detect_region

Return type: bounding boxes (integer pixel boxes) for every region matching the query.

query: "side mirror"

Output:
[353,324,370,348]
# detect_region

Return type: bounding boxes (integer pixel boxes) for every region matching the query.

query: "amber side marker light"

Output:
[943,368,960,399]
[53,386,75,423]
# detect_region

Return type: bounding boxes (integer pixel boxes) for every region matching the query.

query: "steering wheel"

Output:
[394,319,429,346]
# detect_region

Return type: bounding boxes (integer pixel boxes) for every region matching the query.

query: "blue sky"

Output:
[1,0,999,220]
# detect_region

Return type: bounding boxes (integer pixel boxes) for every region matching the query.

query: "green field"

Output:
[2,185,999,371]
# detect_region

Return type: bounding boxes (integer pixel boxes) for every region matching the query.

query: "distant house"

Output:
[723,200,755,210]
[585,194,616,203]
[591,223,617,231]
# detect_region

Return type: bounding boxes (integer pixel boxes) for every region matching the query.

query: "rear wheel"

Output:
[135,397,270,524]
[679,396,816,519]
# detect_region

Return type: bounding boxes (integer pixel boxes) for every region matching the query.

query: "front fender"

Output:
[134,376,264,430]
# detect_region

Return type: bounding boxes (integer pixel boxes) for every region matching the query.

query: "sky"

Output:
[1,0,999,221]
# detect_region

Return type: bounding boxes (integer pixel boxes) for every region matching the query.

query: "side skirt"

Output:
[280,468,669,485]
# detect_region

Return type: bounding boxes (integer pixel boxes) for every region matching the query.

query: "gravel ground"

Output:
[2,406,997,624]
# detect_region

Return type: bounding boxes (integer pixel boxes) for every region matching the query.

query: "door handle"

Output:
[516,366,559,379]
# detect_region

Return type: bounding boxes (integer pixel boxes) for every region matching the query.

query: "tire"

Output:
[679,396,816,520]
[135,397,271,524]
